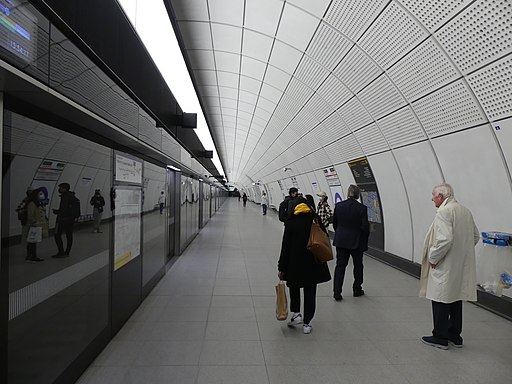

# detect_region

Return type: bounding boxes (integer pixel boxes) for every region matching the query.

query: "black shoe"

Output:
[422,336,448,350]
[26,257,44,263]
[333,294,343,301]
[353,290,365,297]
[448,338,463,348]
[52,253,66,258]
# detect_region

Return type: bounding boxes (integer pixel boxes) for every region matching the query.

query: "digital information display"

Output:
[0,0,38,63]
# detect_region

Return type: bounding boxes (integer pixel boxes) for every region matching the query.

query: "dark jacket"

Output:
[278,195,296,222]
[278,211,331,288]
[333,198,369,251]
[90,195,105,209]
[55,191,78,223]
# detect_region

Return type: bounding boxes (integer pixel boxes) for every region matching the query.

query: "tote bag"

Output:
[275,281,288,321]
[307,219,333,262]
[27,226,42,243]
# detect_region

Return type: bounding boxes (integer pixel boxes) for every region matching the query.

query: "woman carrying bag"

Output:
[26,188,49,262]
[277,195,331,334]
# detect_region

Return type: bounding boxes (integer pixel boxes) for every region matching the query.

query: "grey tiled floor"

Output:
[78,199,512,384]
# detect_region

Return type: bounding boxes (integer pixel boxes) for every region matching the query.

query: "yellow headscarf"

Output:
[293,203,312,215]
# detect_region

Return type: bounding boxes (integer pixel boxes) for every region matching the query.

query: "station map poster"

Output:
[115,154,142,184]
[348,157,384,250]
[323,167,344,204]
[114,187,141,271]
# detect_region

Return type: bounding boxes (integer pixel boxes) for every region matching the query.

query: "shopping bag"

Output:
[275,281,288,321]
[27,226,42,243]
[307,218,333,262]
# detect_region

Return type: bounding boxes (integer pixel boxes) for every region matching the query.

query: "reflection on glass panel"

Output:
[179,174,188,252]
[0,1,49,82]
[49,28,138,136]
[2,111,111,383]
[142,161,166,285]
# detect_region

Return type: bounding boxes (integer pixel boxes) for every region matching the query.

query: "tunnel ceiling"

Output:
[166,0,511,185]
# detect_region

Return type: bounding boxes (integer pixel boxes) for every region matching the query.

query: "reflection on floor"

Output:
[78,199,512,384]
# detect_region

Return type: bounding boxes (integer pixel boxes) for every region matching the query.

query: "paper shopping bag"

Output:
[275,281,288,321]
[27,226,42,243]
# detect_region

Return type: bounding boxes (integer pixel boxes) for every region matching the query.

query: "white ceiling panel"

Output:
[387,37,460,102]
[358,75,406,120]
[358,1,428,69]
[217,71,239,89]
[334,46,382,94]
[354,123,389,155]
[171,0,209,21]
[260,83,283,104]
[294,56,330,91]
[378,106,425,148]
[269,40,303,75]
[211,23,242,53]
[239,76,261,95]
[193,69,217,86]
[324,0,388,41]
[178,21,212,50]
[238,97,256,111]
[400,0,467,32]
[276,4,320,52]
[186,49,215,70]
[316,74,352,110]
[242,30,274,62]
[203,96,220,107]
[264,65,292,93]
[214,51,240,72]
[219,98,237,110]
[198,85,219,97]
[306,22,352,71]
[338,97,373,131]
[208,0,244,26]
[256,97,277,115]
[245,0,284,37]
[240,56,267,80]
[288,0,331,19]
[218,86,238,100]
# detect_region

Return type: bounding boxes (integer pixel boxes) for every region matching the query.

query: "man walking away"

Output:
[332,184,369,301]
[420,183,479,350]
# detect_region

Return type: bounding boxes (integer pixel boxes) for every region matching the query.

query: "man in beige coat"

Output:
[419,183,479,349]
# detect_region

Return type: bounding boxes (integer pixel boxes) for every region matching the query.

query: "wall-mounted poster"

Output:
[114,187,141,271]
[323,166,344,204]
[115,154,142,184]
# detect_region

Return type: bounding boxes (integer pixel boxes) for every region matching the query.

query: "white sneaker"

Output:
[303,324,312,334]
[287,313,303,327]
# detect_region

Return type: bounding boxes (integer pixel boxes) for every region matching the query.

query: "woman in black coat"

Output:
[278,196,331,334]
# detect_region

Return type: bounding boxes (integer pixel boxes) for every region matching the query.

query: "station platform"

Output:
[77,198,512,384]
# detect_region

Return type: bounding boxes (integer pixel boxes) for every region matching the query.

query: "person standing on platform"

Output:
[16,185,35,246]
[261,192,269,215]
[25,188,49,262]
[53,182,80,258]
[90,189,105,233]
[332,184,369,301]
[242,192,248,207]
[158,191,165,214]
[316,191,333,229]
[420,183,479,350]
[278,187,299,223]
[278,196,331,334]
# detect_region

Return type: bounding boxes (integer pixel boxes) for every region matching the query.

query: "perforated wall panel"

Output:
[306,22,352,71]
[324,0,389,41]
[294,56,330,91]
[316,74,353,110]
[358,75,406,120]
[354,123,389,155]
[378,107,426,148]
[285,78,315,108]
[467,54,512,121]
[413,80,487,137]
[306,93,334,122]
[359,1,429,69]
[400,0,467,32]
[436,0,512,73]
[334,46,382,93]
[335,133,363,162]
[321,111,351,141]
[338,97,373,131]
[387,37,460,101]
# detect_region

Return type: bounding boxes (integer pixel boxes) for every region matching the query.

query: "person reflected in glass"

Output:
[90,189,105,233]
[278,195,331,334]
[16,185,35,247]
[158,191,165,214]
[25,187,49,263]
[52,182,80,258]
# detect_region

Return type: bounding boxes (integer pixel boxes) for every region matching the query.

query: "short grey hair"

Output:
[347,184,360,199]
[433,183,454,199]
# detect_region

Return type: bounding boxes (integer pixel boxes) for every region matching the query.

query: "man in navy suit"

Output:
[332,184,370,301]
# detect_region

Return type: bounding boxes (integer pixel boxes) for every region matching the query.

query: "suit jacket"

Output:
[332,198,369,251]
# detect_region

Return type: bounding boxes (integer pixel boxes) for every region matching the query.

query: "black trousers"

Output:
[289,284,317,325]
[334,247,364,295]
[26,242,37,259]
[55,221,74,255]
[432,300,463,342]
[262,204,267,215]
